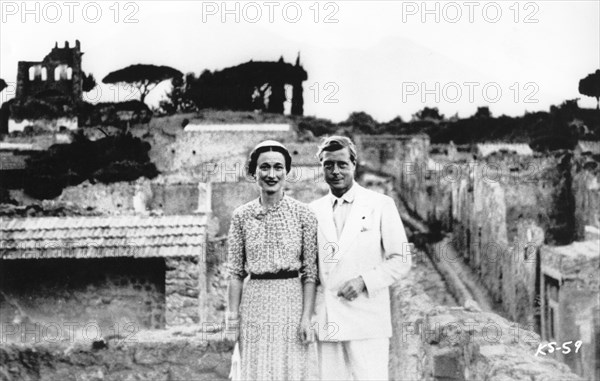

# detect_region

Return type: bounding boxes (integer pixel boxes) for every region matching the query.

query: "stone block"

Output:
[431,347,463,380]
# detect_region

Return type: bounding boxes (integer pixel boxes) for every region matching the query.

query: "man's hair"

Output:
[316,136,358,164]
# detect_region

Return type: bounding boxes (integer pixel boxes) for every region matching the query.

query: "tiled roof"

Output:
[577,140,600,155]
[0,215,207,259]
[477,143,533,157]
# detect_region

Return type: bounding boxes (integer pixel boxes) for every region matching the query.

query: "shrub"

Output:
[23,132,158,199]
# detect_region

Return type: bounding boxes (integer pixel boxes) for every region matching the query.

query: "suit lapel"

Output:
[337,198,369,259]
[316,186,373,269]
[315,197,337,247]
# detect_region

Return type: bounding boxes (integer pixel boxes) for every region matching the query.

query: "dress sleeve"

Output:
[227,210,247,280]
[300,207,318,284]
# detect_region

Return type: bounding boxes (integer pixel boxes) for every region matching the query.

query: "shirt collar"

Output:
[252,194,287,219]
[329,181,356,206]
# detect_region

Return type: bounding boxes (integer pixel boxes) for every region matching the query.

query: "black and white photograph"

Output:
[0,1,599,380]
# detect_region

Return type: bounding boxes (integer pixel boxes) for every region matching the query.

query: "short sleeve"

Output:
[300,207,318,284]
[227,210,247,280]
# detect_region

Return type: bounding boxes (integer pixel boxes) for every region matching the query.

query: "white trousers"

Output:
[314,338,389,380]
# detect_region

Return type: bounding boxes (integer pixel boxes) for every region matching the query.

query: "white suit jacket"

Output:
[309,184,411,341]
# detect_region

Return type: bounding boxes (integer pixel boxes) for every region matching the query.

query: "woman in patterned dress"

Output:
[226,140,318,380]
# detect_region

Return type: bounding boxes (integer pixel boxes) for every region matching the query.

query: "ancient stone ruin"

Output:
[16,40,84,101]
[7,40,91,133]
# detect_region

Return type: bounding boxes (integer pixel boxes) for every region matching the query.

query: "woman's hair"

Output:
[316,136,358,164]
[247,140,292,176]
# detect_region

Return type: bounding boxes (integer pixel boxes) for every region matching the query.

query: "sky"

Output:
[1,0,599,122]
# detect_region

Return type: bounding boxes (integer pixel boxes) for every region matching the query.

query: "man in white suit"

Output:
[310,136,412,380]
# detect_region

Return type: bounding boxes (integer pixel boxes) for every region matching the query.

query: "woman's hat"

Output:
[248,140,292,175]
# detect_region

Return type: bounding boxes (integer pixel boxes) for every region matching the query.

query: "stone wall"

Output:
[211,181,257,236]
[165,256,203,327]
[451,158,566,327]
[283,176,330,203]
[572,156,600,238]
[0,133,71,151]
[355,134,430,203]
[0,335,233,381]
[354,134,407,177]
[540,241,600,379]
[355,133,458,231]
[390,265,582,381]
[420,307,581,381]
[418,174,453,232]
[8,117,78,133]
[559,280,599,379]
[0,258,166,342]
[395,146,575,328]
[512,219,544,326]
[390,141,598,378]
[149,182,199,215]
[149,128,296,177]
[211,178,329,236]
[0,254,581,381]
[16,40,83,101]
[57,180,139,214]
[206,238,229,325]
[57,177,201,216]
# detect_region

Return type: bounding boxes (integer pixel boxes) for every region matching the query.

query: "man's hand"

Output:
[337,276,366,301]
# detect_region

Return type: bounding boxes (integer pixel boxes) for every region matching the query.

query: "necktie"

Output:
[333,198,344,239]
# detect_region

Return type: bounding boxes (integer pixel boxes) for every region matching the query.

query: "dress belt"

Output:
[250,270,299,280]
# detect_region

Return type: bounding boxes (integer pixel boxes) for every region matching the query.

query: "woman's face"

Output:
[256,151,286,195]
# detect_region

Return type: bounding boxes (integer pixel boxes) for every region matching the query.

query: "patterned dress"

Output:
[228,195,318,380]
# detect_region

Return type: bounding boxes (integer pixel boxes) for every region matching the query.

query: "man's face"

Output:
[321,148,356,197]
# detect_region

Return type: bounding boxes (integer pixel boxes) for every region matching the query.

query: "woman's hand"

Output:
[298,315,315,345]
[227,278,243,342]
[225,311,240,342]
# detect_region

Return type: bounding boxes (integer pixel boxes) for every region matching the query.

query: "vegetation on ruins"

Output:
[579,69,600,110]
[78,100,152,128]
[23,131,158,199]
[82,72,97,93]
[331,102,599,150]
[0,202,102,217]
[413,107,445,122]
[159,58,307,116]
[9,96,79,120]
[102,64,183,104]
[158,74,198,115]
